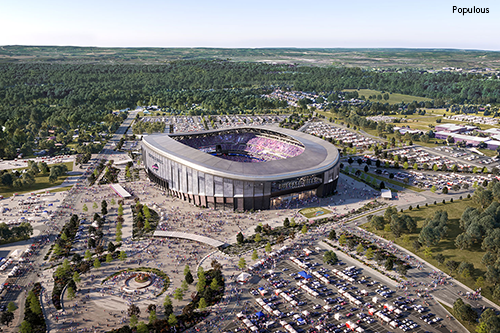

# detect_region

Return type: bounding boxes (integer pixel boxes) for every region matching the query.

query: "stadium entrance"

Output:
[270,189,316,209]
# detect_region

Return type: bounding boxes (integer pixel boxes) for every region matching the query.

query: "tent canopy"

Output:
[237,272,251,282]
[298,271,312,279]
[10,249,23,257]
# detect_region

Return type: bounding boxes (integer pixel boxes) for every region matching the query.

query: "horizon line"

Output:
[2,45,500,52]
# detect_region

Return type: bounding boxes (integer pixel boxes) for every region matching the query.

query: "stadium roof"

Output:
[142,126,339,182]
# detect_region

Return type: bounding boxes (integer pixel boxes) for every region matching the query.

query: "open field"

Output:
[361,198,500,306]
[2,46,500,69]
[343,89,433,104]
[0,162,73,197]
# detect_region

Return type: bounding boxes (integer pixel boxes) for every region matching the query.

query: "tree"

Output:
[210,278,219,292]
[67,286,76,300]
[347,238,356,250]
[82,203,88,213]
[19,320,32,333]
[92,202,98,210]
[185,270,194,284]
[101,200,108,215]
[356,243,364,254]
[137,322,149,333]
[430,185,437,193]
[396,262,409,276]
[371,215,386,230]
[283,217,290,228]
[173,288,184,301]
[7,302,17,313]
[119,250,127,261]
[435,253,445,265]
[384,206,398,223]
[0,311,14,327]
[323,250,338,264]
[339,234,347,246]
[236,232,244,244]
[184,264,191,276]
[265,242,272,253]
[442,186,448,194]
[129,315,138,328]
[385,257,394,271]
[238,257,246,270]
[301,224,308,234]
[198,297,207,310]
[181,280,189,292]
[106,253,113,263]
[93,257,101,269]
[254,233,261,242]
[446,260,460,275]
[423,247,433,258]
[328,229,336,240]
[84,249,92,261]
[168,313,177,326]
[252,249,258,261]
[108,241,116,253]
[127,303,140,317]
[163,295,173,317]
[476,276,485,289]
[365,247,374,260]
[73,271,81,284]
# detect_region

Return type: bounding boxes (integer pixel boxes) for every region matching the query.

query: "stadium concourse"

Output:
[142,127,340,211]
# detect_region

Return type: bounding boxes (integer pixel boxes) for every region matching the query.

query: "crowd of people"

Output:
[178,132,305,162]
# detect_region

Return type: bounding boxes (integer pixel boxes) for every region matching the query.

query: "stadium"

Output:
[142,126,340,210]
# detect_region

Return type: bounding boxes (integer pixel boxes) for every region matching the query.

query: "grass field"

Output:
[361,198,500,305]
[343,89,432,104]
[0,162,73,197]
[299,207,332,218]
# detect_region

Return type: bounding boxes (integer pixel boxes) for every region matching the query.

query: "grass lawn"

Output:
[440,302,475,333]
[299,207,333,218]
[0,162,74,197]
[343,89,432,104]
[477,149,498,157]
[361,198,500,306]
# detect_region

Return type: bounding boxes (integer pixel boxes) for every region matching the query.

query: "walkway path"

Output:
[153,231,227,248]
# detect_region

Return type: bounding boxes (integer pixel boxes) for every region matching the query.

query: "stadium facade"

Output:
[142,126,340,210]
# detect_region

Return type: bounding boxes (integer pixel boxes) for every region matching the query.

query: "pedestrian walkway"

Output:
[153,231,227,248]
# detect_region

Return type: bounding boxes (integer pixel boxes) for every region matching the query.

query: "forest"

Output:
[0,60,499,159]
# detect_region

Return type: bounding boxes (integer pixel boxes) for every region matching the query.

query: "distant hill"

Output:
[1,46,499,69]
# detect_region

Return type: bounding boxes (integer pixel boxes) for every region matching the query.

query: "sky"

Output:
[0,0,498,50]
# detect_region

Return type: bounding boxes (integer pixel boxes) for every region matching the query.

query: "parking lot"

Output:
[229,246,453,333]
[433,146,498,166]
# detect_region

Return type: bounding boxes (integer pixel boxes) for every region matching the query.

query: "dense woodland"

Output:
[0,60,500,159]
